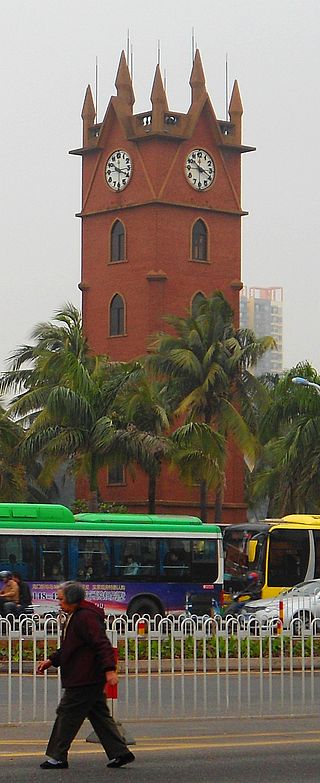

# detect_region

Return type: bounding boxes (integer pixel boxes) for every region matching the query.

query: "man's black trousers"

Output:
[46,683,128,763]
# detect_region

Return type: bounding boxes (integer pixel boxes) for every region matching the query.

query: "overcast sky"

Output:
[1,0,319,373]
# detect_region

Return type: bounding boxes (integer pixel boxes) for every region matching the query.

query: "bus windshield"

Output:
[223,524,266,586]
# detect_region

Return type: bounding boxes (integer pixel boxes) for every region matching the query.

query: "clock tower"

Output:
[71,50,254,522]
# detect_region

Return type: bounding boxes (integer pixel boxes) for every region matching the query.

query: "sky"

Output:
[1,0,319,373]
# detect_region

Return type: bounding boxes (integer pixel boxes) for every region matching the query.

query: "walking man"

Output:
[37,581,135,770]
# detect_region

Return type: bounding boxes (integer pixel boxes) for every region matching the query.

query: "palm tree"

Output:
[249,363,320,516]
[0,403,27,501]
[0,303,91,426]
[147,291,273,522]
[0,308,175,512]
[0,305,118,510]
[94,363,172,513]
[20,354,121,511]
[170,422,225,502]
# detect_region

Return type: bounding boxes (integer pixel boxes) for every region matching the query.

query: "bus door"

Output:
[265,527,312,598]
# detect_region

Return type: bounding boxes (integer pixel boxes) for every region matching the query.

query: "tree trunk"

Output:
[214,485,223,525]
[89,490,98,512]
[199,480,207,523]
[148,472,157,515]
[88,462,99,512]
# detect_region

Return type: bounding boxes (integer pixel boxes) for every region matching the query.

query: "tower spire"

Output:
[151,64,168,131]
[229,79,243,144]
[81,85,96,146]
[115,50,135,112]
[189,48,206,103]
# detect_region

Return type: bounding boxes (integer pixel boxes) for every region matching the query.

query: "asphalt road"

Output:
[1,716,320,782]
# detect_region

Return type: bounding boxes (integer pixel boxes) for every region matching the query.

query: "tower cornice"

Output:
[75,200,248,218]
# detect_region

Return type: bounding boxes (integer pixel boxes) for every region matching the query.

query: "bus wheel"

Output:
[128,597,163,619]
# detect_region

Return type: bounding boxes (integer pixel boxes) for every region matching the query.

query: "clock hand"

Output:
[196,163,209,175]
[109,163,123,174]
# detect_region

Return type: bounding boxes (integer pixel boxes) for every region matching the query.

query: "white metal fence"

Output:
[1,612,320,725]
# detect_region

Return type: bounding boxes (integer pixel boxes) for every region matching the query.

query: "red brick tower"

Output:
[71,51,254,522]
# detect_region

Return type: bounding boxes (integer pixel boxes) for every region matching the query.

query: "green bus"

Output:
[0,504,224,616]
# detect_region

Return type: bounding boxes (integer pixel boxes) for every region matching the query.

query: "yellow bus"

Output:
[223,515,320,600]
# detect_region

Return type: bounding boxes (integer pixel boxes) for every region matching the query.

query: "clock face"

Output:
[185,148,216,191]
[105,150,132,191]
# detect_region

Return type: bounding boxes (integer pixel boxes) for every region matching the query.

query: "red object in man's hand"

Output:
[104,648,118,699]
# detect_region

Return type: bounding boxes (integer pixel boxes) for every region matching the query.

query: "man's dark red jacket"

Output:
[49,600,116,688]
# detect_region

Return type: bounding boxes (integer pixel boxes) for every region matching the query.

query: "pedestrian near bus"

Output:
[37,581,135,770]
[0,571,19,615]
[4,572,33,617]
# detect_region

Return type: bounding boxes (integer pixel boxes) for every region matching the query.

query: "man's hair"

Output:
[58,581,85,604]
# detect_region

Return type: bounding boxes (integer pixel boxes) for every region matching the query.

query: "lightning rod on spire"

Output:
[192,28,195,61]
[130,44,134,80]
[95,56,98,122]
[225,52,229,121]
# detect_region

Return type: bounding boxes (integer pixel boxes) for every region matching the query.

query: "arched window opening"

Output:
[192,219,208,261]
[191,292,206,318]
[110,294,125,336]
[111,220,125,262]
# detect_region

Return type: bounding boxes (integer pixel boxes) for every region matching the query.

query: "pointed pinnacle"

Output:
[229,80,243,116]
[151,64,168,109]
[115,50,135,106]
[81,85,96,120]
[190,49,206,99]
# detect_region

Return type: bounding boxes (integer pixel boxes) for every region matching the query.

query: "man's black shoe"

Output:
[107,751,135,768]
[40,760,69,769]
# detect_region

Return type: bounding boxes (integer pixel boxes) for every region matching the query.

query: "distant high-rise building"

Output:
[240,287,283,375]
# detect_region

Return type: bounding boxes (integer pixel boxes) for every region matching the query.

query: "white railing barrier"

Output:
[1,611,320,724]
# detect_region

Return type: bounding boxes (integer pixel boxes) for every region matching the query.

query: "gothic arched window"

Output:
[192,219,208,261]
[110,294,125,336]
[191,292,206,317]
[110,220,125,262]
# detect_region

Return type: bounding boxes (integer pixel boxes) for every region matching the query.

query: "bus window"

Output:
[160,540,191,579]
[268,529,309,587]
[192,539,218,582]
[37,537,66,581]
[113,538,157,579]
[0,535,36,579]
[139,542,157,577]
[73,537,110,581]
